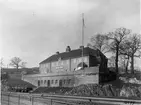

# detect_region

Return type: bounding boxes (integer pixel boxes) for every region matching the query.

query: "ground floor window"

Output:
[68,79,71,84]
[59,80,62,87]
[55,80,58,84]
[51,80,54,84]
[47,80,50,87]
[63,80,66,84]
[44,80,46,84]
[41,80,43,84]
[37,78,73,87]
[38,80,40,86]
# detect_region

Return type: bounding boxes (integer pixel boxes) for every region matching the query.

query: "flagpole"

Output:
[82,13,84,69]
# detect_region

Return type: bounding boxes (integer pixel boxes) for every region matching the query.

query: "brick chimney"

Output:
[79,46,84,49]
[66,46,71,52]
[56,51,59,55]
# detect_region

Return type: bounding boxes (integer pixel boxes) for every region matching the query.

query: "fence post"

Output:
[50,99,52,105]
[8,93,10,105]
[18,94,20,105]
[32,96,34,105]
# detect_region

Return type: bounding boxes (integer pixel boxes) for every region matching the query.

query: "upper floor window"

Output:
[46,68,49,73]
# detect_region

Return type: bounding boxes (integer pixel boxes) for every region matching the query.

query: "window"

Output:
[51,80,54,84]
[55,80,58,84]
[47,80,50,87]
[44,80,46,84]
[46,68,49,73]
[63,80,66,84]
[38,80,40,86]
[41,80,43,84]
[68,79,71,84]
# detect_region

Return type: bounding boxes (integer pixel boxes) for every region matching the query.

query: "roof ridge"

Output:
[40,47,96,64]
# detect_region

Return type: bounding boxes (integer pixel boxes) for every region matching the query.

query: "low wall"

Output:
[22,67,99,87]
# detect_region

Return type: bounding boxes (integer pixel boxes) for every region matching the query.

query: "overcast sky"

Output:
[0,0,140,68]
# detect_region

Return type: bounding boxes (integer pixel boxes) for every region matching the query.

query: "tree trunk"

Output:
[16,64,19,71]
[125,55,130,73]
[131,55,134,74]
[115,45,119,74]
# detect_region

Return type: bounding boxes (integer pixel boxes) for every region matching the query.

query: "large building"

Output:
[22,46,108,87]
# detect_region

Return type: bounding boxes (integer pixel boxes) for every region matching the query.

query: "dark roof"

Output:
[6,78,36,88]
[40,47,99,64]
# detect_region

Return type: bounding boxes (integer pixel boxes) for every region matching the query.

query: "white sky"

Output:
[0,0,140,68]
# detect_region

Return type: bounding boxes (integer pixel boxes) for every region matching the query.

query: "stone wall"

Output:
[22,67,99,87]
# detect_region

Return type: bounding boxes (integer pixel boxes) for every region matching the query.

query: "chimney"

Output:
[79,46,84,49]
[66,46,71,52]
[56,51,59,55]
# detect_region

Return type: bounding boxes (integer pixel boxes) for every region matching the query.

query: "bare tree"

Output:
[108,27,131,74]
[119,40,132,73]
[119,34,141,73]
[9,57,26,70]
[0,58,4,69]
[118,55,129,72]
[88,33,109,54]
[128,34,141,73]
[124,55,130,73]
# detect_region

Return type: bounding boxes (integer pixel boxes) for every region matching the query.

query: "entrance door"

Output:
[47,80,50,87]
[59,80,62,87]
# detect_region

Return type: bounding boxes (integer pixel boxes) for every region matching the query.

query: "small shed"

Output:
[6,79,36,92]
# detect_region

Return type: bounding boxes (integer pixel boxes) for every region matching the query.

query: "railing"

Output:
[1,92,141,105]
